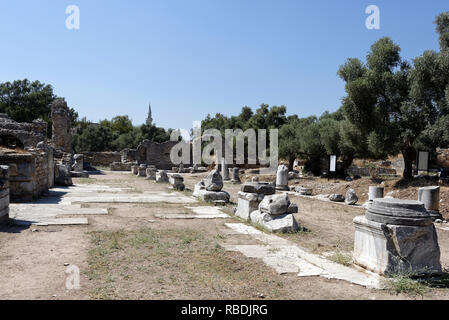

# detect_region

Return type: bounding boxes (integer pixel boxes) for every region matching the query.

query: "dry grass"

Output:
[86,227,289,300]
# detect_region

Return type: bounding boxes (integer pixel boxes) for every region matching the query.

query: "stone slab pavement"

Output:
[222,223,381,288]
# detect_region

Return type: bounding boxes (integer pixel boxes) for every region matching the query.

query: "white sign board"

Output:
[329,155,337,172]
[417,151,429,171]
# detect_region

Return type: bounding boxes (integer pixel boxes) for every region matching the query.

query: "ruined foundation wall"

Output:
[0,153,36,202]
[121,140,183,170]
[51,99,72,153]
[82,152,121,167]
[0,148,53,202]
[0,166,9,223]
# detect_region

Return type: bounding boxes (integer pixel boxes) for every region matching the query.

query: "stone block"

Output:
[275,165,289,190]
[345,188,358,205]
[241,182,275,195]
[353,215,441,276]
[294,187,312,195]
[418,186,442,221]
[235,192,264,221]
[259,193,290,216]
[204,170,223,191]
[55,164,72,186]
[329,194,345,202]
[368,186,384,201]
[250,210,299,233]
[195,189,230,203]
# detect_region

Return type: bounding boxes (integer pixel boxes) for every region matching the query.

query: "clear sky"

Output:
[0,1,447,130]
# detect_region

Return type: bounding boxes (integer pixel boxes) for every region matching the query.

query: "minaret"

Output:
[146,103,153,125]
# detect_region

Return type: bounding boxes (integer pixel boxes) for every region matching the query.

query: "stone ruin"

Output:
[169,174,185,191]
[250,194,299,233]
[156,170,169,183]
[0,117,56,201]
[0,114,47,148]
[275,165,289,191]
[236,181,275,221]
[0,98,80,205]
[111,139,186,171]
[353,198,441,275]
[0,166,9,223]
[50,99,72,154]
[418,186,442,221]
[193,170,230,204]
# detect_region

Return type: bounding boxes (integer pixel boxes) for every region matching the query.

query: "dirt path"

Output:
[1,171,449,300]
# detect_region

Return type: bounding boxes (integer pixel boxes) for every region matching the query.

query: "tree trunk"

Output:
[288,157,295,172]
[402,145,416,180]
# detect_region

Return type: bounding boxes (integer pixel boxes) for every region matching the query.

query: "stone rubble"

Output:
[235,181,275,221]
[250,193,299,233]
[345,188,358,205]
[156,170,169,183]
[169,174,185,191]
[329,194,345,202]
[193,170,230,203]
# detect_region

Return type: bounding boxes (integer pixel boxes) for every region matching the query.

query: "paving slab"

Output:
[155,206,229,219]
[223,223,381,288]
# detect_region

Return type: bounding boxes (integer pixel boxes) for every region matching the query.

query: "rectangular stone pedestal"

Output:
[353,216,441,275]
[235,192,264,221]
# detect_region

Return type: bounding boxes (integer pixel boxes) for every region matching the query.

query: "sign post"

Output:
[329,155,337,181]
[416,151,430,175]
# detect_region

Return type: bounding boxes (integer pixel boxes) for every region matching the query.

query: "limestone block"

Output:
[156,170,169,183]
[72,154,84,172]
[131,165,139,175]
[221,158,230,181]
[235,192,264,221]
[368,186,384,201]
[294,187,312,195]
[418,186,442,221]
[55,164,73,186]
[231,167,241,184]
[353,215,441,276]
[195,189,230,203]
[145,168,157,180]
[275,165,289,190]
[137,165,147,177]
[329,194,345,202]
[169,174,185,190]
[259,193,290,216]
[250,210,299,233]
[345,188,358,205]
[241,182,275,195]
[203,170,223,191]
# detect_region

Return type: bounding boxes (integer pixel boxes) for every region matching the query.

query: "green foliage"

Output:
[0,79,56,124]
[0,79,78,138]
[72,117,171,153]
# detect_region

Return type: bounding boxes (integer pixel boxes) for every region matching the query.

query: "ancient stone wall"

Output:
[0,165,9,223]
[82,152,121,167]
[121,140,186,170]
[0,145,54,202]
[0,114,47,148]
[51,99,72,153]
[346,164,397,177]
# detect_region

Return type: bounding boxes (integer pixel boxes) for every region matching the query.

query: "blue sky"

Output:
[0,0,447,130]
